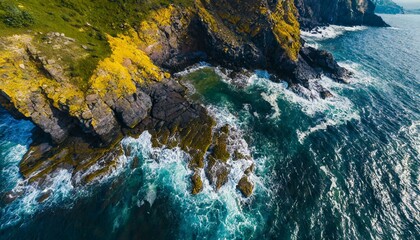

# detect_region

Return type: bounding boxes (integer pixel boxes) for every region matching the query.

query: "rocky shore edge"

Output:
[0,0,387,203]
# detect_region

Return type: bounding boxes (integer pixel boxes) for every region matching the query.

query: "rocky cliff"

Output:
[295,0,389,28]
[0,0,367,201]
[372,0,404,14]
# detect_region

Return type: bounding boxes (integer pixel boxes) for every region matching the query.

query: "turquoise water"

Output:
[0,14,419,239]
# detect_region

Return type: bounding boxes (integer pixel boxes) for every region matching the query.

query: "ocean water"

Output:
[0,14,419,239]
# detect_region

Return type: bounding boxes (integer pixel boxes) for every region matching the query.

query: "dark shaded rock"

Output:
[0,89,73,144]
[320,90,334,99]
[205,156,230,191]
[195,0,300,72]
[36,190,52,203]
[294,0,389,29]
[163,51,208,72]
[87,99,121,145]
[1,191,23,205]
[297,46,350,83]
[245,164,255,175]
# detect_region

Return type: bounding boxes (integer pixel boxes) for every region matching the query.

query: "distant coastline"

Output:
[405,9,420,14]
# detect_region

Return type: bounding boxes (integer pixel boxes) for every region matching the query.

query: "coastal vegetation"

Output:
[0,0,193,80]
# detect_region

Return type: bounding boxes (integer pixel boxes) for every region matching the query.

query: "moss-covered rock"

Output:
[191,171,203,195]
[20,132,124,185]
[211,125,230,162]
[237,176,254,197]
[195,0,301,71]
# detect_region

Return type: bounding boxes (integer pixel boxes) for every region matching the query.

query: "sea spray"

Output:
[120,128,264,239]
[301,25,368,41]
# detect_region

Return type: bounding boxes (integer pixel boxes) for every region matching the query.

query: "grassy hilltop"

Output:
[0,0,192,80]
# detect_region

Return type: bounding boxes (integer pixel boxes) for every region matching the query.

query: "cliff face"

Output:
[295,0,389,28]
[0,0,355,200]
[196,0,300,64]
[372,0,404,14]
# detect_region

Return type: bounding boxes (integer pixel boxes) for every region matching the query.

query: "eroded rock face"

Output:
[0,1,363,201]
[193,0,349,87]
[196,0,301,68]
[114,90,152,129]
[237,176,254,198]
[136,5,207,71]
[294,0,389,29]
[125,80,254,194]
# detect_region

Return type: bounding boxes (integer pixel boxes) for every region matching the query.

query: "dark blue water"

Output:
[0,14,419,239]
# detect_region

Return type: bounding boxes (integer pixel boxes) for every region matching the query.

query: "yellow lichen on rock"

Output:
[270,0,301,61]
[138,5,175,48]
[89,29,164,97]
[0,35,86,117]
[196,0,240,45]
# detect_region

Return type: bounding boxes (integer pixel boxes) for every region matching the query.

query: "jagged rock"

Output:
[298,46,350,83]
[87,99,121,145]
[195,0,301,72]
[320,90,334,99]
[19,130,124,187]
[294,0,389,29]
[114,90,152,128]
[245,164,255,175]
[205,125,231,190]
[237,176,254,197]
[191,172,203,195]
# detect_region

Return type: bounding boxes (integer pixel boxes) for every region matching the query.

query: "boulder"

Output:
[114,90,152,128]
[237,176,254,197]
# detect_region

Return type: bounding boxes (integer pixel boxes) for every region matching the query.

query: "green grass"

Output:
[0,0,193,81]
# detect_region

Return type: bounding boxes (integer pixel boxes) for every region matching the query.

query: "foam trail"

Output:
[301,25,368,41]
[244,72,360,142]
[261,92,281,119]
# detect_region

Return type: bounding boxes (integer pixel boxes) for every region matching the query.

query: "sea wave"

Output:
[242,71,360,143]
[120,124,264,239]
[301,25,368,41]
[0,109,132,231]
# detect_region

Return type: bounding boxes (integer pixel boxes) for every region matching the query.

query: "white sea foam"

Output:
[0,121,131,231]
[301,25,368,41]
[1,169,76,229]
[338,61,377,86]
[181,64,361,143]
[121,132,256,237]
[261,92,281,119]
[173,62,211,77]
[243,71,360,143]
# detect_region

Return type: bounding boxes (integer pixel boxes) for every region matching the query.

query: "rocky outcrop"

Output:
[372,0,404,14]
[195,0,301,69]
[0,0,361,201]
[192,0,349,88]
[294,0,389,29]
